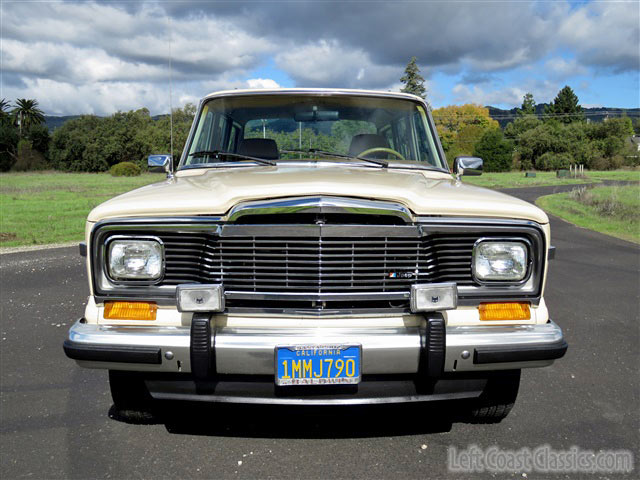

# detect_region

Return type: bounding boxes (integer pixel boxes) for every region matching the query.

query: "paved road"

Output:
[1,185,638,479]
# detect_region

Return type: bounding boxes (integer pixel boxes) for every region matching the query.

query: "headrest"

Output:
[348,134,390,158]
[237,138,279,160]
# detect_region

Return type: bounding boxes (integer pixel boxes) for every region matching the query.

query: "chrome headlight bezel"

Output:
[105,235,165,284]
[472,238,531,284]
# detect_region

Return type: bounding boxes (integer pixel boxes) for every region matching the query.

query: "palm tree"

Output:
[0,99,10,119]
[12,98,45,137]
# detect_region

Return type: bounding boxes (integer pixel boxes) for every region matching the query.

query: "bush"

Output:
[587,155,626,170]
[473,128,514,172]
[11,139,47,171]
[110,161,141,177]
[536,152,572,171]
[588,156,611,171]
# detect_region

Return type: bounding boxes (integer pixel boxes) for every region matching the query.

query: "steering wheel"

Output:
[357,147,405,161]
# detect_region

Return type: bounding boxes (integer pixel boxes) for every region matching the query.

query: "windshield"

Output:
[181,94,446,169]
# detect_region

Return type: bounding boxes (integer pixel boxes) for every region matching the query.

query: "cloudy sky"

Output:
[1,0,638,116]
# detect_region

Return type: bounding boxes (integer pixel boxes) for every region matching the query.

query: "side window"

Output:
[195,112,228,153]
[195,111,214,152]
[413,111,435,165]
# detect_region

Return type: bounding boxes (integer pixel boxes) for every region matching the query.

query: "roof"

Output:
[201,88,425,103]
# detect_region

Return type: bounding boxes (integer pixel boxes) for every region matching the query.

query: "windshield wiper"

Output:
[283,149,388,168]
[282,149,444,172]
[187,150,276,166]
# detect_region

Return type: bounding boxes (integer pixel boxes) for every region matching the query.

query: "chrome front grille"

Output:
[159,232,478,293]
[93,218,545,309]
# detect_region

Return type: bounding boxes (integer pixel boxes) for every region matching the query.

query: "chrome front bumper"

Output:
[64,318,567,374]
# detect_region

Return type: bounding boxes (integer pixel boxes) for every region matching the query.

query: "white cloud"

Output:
[246,78,281,89]
[2,1,274,78]
[1,0,636,114]
[558,1,640,72]
[452,80,562,108]
[1,78,173,116]
[544,58,588,79]
[452,84,526,107]
[466,47,535,72]
[2,40,168,83]
[275,40,398,89]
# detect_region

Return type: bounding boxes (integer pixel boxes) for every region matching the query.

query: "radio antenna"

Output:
[168,15,174,161]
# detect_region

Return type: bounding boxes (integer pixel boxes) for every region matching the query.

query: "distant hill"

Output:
[486,105,640,128]
[44,114,171,132]
[44,115,83,131]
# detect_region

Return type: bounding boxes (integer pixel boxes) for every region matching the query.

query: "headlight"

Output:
[473,240,528,282]
[107,238,164,281]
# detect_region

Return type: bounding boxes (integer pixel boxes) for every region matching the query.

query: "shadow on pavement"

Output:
[109,401,456,438]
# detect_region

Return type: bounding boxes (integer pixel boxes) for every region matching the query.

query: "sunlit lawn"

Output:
[463,169,639,189]
[537,184,640,244]
[0,171,164,247]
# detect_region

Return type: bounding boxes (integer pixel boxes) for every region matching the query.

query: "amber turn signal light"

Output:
[479,302,530,321]
[104,301,157,320]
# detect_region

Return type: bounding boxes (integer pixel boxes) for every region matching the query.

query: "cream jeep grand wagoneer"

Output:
[64,89,567,423]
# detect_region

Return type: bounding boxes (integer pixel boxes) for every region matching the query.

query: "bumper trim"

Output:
[63,318,566,374]
[63,339,161,364]
[474,339,568,364]
[145,375,487,406]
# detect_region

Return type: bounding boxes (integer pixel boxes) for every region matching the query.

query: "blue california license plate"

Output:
[275,345,361,386]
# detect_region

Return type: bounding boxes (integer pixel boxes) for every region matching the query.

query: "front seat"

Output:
[348,133,390,159]
[237,138,279,160]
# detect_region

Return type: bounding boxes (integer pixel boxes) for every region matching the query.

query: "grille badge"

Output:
[388,271,417,279]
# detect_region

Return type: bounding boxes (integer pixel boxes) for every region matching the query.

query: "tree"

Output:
[12,98,45,137]
[0,98,10,119]
[400,57,427,100]
[473,129,514,172]
[0,120,19,171]
[49,104,196,172]
[25,124,50,157]
[504,116,542,139]
[545,86,583,124]
[518,93,536,116]
[432,104,499,166]
[516,123,565,169]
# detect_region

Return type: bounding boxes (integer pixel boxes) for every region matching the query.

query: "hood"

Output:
[88,164,548,224]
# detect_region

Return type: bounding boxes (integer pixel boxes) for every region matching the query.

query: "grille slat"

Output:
[121,230,492,296]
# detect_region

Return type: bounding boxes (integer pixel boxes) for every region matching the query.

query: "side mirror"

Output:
[148,154,173,177]
[453,156,483,179]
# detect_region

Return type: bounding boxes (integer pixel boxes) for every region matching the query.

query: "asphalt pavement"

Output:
[1,185,638,479]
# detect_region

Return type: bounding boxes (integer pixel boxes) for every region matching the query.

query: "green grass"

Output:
[537,185,640,244]
[1,169,639,248]
[463,169,640,189]
[0,171,165,247]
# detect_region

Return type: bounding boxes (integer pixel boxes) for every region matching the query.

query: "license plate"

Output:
[275,345,361,386]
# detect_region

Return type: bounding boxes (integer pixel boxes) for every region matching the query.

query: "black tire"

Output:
[464,370,521,424]
[108,370,157,424]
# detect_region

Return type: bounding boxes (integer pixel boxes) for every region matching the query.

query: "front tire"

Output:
[464,370,521,424]
[108,370,156,423]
